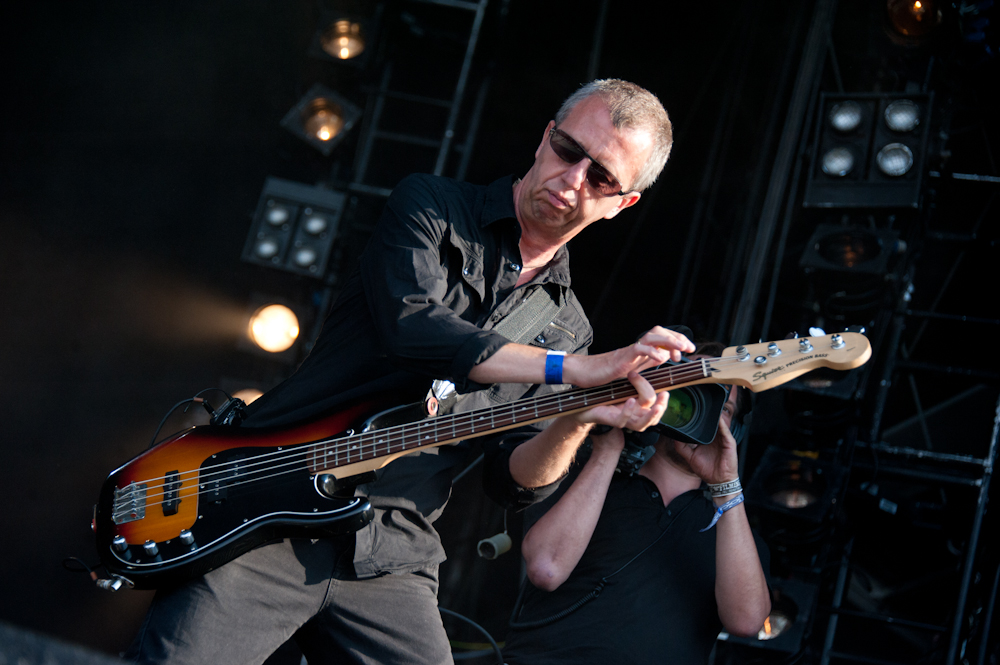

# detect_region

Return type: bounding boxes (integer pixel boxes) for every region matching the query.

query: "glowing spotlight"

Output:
[232,388,264,405]
[887,0,942,41]
[249,305,299,353]
[821,147,855,177]
[320,20,365,60]
[828,101,863,133]
[280,84,361,156]
[884,99,920,132]
[303,98,345,143]
[876,142,915,176]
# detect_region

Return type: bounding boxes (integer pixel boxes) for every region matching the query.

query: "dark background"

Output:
[1,0,998,663]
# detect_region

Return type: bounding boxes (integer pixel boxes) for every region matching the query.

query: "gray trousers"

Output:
[125,538,454,665]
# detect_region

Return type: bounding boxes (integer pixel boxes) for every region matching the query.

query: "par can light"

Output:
[302,98,346,143]
[821,147,855,177]
[876,142,914,176]
[254,237,281,260]
[884,99,920,133]
[828,101,863,133]
[320,19,365,60]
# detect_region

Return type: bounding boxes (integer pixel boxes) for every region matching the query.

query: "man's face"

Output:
[516,95,654,243]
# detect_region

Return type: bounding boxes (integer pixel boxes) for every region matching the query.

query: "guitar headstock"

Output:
[712,332,872,392]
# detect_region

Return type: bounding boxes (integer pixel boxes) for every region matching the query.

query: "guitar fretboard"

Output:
[305,359,712,472]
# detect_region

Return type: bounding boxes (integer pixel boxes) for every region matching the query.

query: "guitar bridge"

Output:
[112,482,148,524]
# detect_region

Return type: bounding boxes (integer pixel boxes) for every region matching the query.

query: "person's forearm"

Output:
[467,327,694,389]
[521,437,622,591]
[713,501,771,636]
[467,342,548,385]
[507,416,593,489]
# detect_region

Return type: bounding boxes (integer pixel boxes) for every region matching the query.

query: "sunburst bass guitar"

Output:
[92,332,870,589]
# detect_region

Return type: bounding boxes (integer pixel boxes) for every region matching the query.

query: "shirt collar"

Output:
[482,175,573,288]
[480,175,518,227]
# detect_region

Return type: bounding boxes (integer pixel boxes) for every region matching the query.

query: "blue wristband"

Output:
[544,350,566,385]
[700,493,745,532]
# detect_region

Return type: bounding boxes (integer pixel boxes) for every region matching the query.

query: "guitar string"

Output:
[117,358,753,511]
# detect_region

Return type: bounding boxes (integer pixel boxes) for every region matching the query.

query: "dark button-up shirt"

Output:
[243,174,594,577]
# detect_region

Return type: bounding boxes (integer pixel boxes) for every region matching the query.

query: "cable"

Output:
[147,388,233,449]
[439,607,503,665]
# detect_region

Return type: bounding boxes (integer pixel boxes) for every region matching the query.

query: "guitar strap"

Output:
[487,283,565,343]
[428,284,565,413]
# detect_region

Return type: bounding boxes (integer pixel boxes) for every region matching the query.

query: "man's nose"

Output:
[562,158,589,191]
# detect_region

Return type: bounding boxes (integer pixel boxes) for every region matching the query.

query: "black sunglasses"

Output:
[548,127,630,197]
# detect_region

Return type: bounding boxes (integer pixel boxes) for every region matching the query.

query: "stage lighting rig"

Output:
[241,177,345,279]
[803,92,933,208]
[280,83,362,156]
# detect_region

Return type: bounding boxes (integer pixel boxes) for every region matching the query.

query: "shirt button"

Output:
[535,334,546,344]
[509,263,521,272]
[463,267,471,276]
[651,491,660,498]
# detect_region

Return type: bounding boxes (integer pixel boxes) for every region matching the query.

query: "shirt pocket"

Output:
[528,318,578,353]
[445,231,486,304]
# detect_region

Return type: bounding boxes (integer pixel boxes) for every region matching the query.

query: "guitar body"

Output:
[94,332,872,590]
[95,400,381,589]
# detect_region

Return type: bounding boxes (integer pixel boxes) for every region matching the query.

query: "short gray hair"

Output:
[554,79,672,192]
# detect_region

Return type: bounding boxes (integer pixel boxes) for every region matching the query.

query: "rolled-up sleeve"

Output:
[479,426,567,510]
[359,174,510,389]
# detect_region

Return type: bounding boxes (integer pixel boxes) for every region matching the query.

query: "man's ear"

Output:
[603,191,642,220]
[535,120,556,160]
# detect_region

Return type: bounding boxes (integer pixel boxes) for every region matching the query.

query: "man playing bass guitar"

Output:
[126,78,686,665]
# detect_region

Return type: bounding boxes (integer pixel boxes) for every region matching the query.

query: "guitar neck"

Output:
[308,331,871,476]
[307,360,712,474]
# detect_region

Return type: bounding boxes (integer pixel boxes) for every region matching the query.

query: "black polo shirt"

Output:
[504,455,770,664]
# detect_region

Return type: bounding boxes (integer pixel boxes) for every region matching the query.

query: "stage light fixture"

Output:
[241,177,345,279]
[302,98,345,143]
[280,83,361,157]
[875,142,915,176]
[887,0,943,39]
[800,224,899,274]
[821,147,856,177]
[884,99,920,132]
[248,304,299,353]
[308,11,377,69]
[804,92,932,208]
[321,19,365,60]
[829,101,864,133]
[746,447,848,524]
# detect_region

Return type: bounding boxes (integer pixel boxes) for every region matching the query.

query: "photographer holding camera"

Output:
[502,341,771,665]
